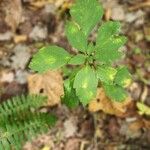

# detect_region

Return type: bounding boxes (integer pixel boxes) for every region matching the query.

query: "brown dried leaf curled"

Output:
[88,88,132,117]
[28,70,64,106]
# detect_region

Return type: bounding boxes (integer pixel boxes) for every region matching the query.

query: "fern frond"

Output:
[0,95,47,120]
[0,95,57,150]
[0,113,57,150]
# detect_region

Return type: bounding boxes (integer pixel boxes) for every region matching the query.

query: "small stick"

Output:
[129,0,150,11]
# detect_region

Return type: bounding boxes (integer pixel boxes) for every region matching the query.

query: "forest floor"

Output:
[0,0,150,150]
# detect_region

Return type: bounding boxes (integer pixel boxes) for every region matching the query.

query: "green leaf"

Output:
[96,21,121,44]
[70,0,103,37]
[95,46,122,64]
[63,79,79,108]
[29,46,71,73]
[73,66,98,105]
[114,67,131,87]
[65,21,87,52]
[103,84,127,102]
[96,21,127,63]
[68,54,86,65]
[137,102,150,116]
[87,43,95,54]
[97,35,127,52]
[97,66,117,84]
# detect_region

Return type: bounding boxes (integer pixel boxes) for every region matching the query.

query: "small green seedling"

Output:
[29,0,131,106]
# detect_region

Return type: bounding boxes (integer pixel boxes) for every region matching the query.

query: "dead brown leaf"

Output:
[128,118,150,131]
[128,120,144,131]
[88,88,132,117]
[4,0,23,32]
[143,119,150,129]
[28,70,64,106]
[64,138,80,150]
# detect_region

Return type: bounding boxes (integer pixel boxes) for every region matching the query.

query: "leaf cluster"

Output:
[29,0,131,106]
[0,95,57,150]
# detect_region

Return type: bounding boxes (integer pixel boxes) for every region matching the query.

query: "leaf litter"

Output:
[0,0,150,149]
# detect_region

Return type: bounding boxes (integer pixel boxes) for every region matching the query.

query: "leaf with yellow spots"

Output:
[103,84,127,102]
[96,21,127,64]
[29,0,131,105]
[65,21,87,52]
[114,66,131,87]
[73,66,98,105]
[70,0,103,37]
[97,66,117,84]
[29,46,71,73]
[137,102,150,116]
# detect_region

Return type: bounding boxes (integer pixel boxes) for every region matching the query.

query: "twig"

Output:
[80,140,89,150]
[129,0,150,11]
[93,113,98,149]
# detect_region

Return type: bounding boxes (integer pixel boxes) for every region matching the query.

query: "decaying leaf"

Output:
[128,120,144,132]
[128,118,150,131]
[0,69,14,83]
[143,119,150,129]
[88,88,132,117]
[3,0,23,32]
[28,70,64,106]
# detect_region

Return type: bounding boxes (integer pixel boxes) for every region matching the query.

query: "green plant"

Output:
[29,0,131,106]
[0,95,57,150]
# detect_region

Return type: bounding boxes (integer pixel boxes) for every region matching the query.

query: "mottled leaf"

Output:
[97,66,117,84]
[70,0,103,37]
[137,102,150,116]
[114,67,131,87]
[65,21,87,52]
[73,66,98,105]
[29,46,71,73]
[96,21,127,63]
[103,84,127,102]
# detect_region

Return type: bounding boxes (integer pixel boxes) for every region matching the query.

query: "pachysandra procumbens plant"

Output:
[29,0,131,106]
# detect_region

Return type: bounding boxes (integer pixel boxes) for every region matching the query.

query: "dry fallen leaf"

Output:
[63,117,77,138]
[3,0,23,32]
[64,138,80,150]
[88,88,132,117]
[128,118,150,131]
[0,69,14,83]
[128,120,144,132]
[28,70,64,106]
[143,119,150,129]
